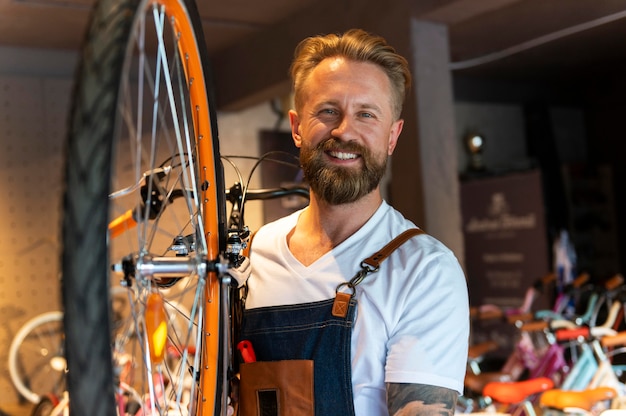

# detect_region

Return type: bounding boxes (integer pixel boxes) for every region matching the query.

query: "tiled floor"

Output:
[0,403,33,416]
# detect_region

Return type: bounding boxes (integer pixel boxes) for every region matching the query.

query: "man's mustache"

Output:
[317,138,367,155]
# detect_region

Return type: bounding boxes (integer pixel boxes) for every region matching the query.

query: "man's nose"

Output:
[331,115,357,140]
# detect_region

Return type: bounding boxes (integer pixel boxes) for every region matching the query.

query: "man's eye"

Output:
[359,112,374,118]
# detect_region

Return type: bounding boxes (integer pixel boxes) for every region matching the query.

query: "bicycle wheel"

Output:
[8,311,65,405]
[62,0,226,414]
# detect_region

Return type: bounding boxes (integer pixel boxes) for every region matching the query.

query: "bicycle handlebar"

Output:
[226,185,309,202]
[109,183,309,237]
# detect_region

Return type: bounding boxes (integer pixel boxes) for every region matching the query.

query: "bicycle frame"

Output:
[49,392,69,416]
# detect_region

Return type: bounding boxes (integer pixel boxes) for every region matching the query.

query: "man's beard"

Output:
[300,138,387,205]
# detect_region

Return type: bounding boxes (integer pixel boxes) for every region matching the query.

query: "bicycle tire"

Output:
[30,394,61,416]
[8,311,65,405]
[62,0,226,414]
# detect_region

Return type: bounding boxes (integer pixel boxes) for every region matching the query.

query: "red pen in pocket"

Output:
[237,340,257,363]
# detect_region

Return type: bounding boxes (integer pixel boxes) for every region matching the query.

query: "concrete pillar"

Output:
[391,19,464,263]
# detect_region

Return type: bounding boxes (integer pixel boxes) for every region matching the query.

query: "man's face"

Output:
[289,57,404,205]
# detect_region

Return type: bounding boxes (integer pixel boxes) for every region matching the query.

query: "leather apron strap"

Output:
[333,228,425,318]
[362,228,425,269]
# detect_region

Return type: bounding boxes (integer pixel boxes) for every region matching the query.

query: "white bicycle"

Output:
[8,310,65,405]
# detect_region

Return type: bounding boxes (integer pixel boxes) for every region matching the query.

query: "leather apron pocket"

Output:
[239,360,314,416]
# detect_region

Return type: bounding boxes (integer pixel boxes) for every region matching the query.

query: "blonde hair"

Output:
[290,29,411,119]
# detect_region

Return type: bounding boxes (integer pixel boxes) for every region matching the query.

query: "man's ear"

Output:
[387,119,404,155]
[289,109,302,148]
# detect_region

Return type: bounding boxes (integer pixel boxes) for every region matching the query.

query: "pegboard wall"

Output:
[0,74,72,405]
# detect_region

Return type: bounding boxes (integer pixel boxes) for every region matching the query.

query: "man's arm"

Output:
[386,383,458,416]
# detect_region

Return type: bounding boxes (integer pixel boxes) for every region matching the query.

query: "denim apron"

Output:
[239,296,357,415]
[238,228,423,415]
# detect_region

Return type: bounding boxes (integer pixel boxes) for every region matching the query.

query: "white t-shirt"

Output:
[246,201,469,415]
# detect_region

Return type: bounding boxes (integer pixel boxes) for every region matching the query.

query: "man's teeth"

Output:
[329,151,358,160]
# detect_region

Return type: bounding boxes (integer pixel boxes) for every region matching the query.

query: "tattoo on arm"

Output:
[386,383,458,416]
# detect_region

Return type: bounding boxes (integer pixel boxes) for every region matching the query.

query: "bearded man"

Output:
[238,29,469,416]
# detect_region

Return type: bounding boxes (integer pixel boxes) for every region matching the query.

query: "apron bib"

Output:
[239,297,357,415]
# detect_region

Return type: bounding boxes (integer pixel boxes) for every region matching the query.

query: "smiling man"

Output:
[238,29,469,416]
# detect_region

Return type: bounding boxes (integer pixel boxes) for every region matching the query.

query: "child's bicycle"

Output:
[60,0,307,414]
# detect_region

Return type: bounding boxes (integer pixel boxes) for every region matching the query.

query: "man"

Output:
[239,29,469,415]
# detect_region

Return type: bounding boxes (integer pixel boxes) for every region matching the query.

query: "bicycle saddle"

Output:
[483,377,554,404]
[540,386,617,411]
